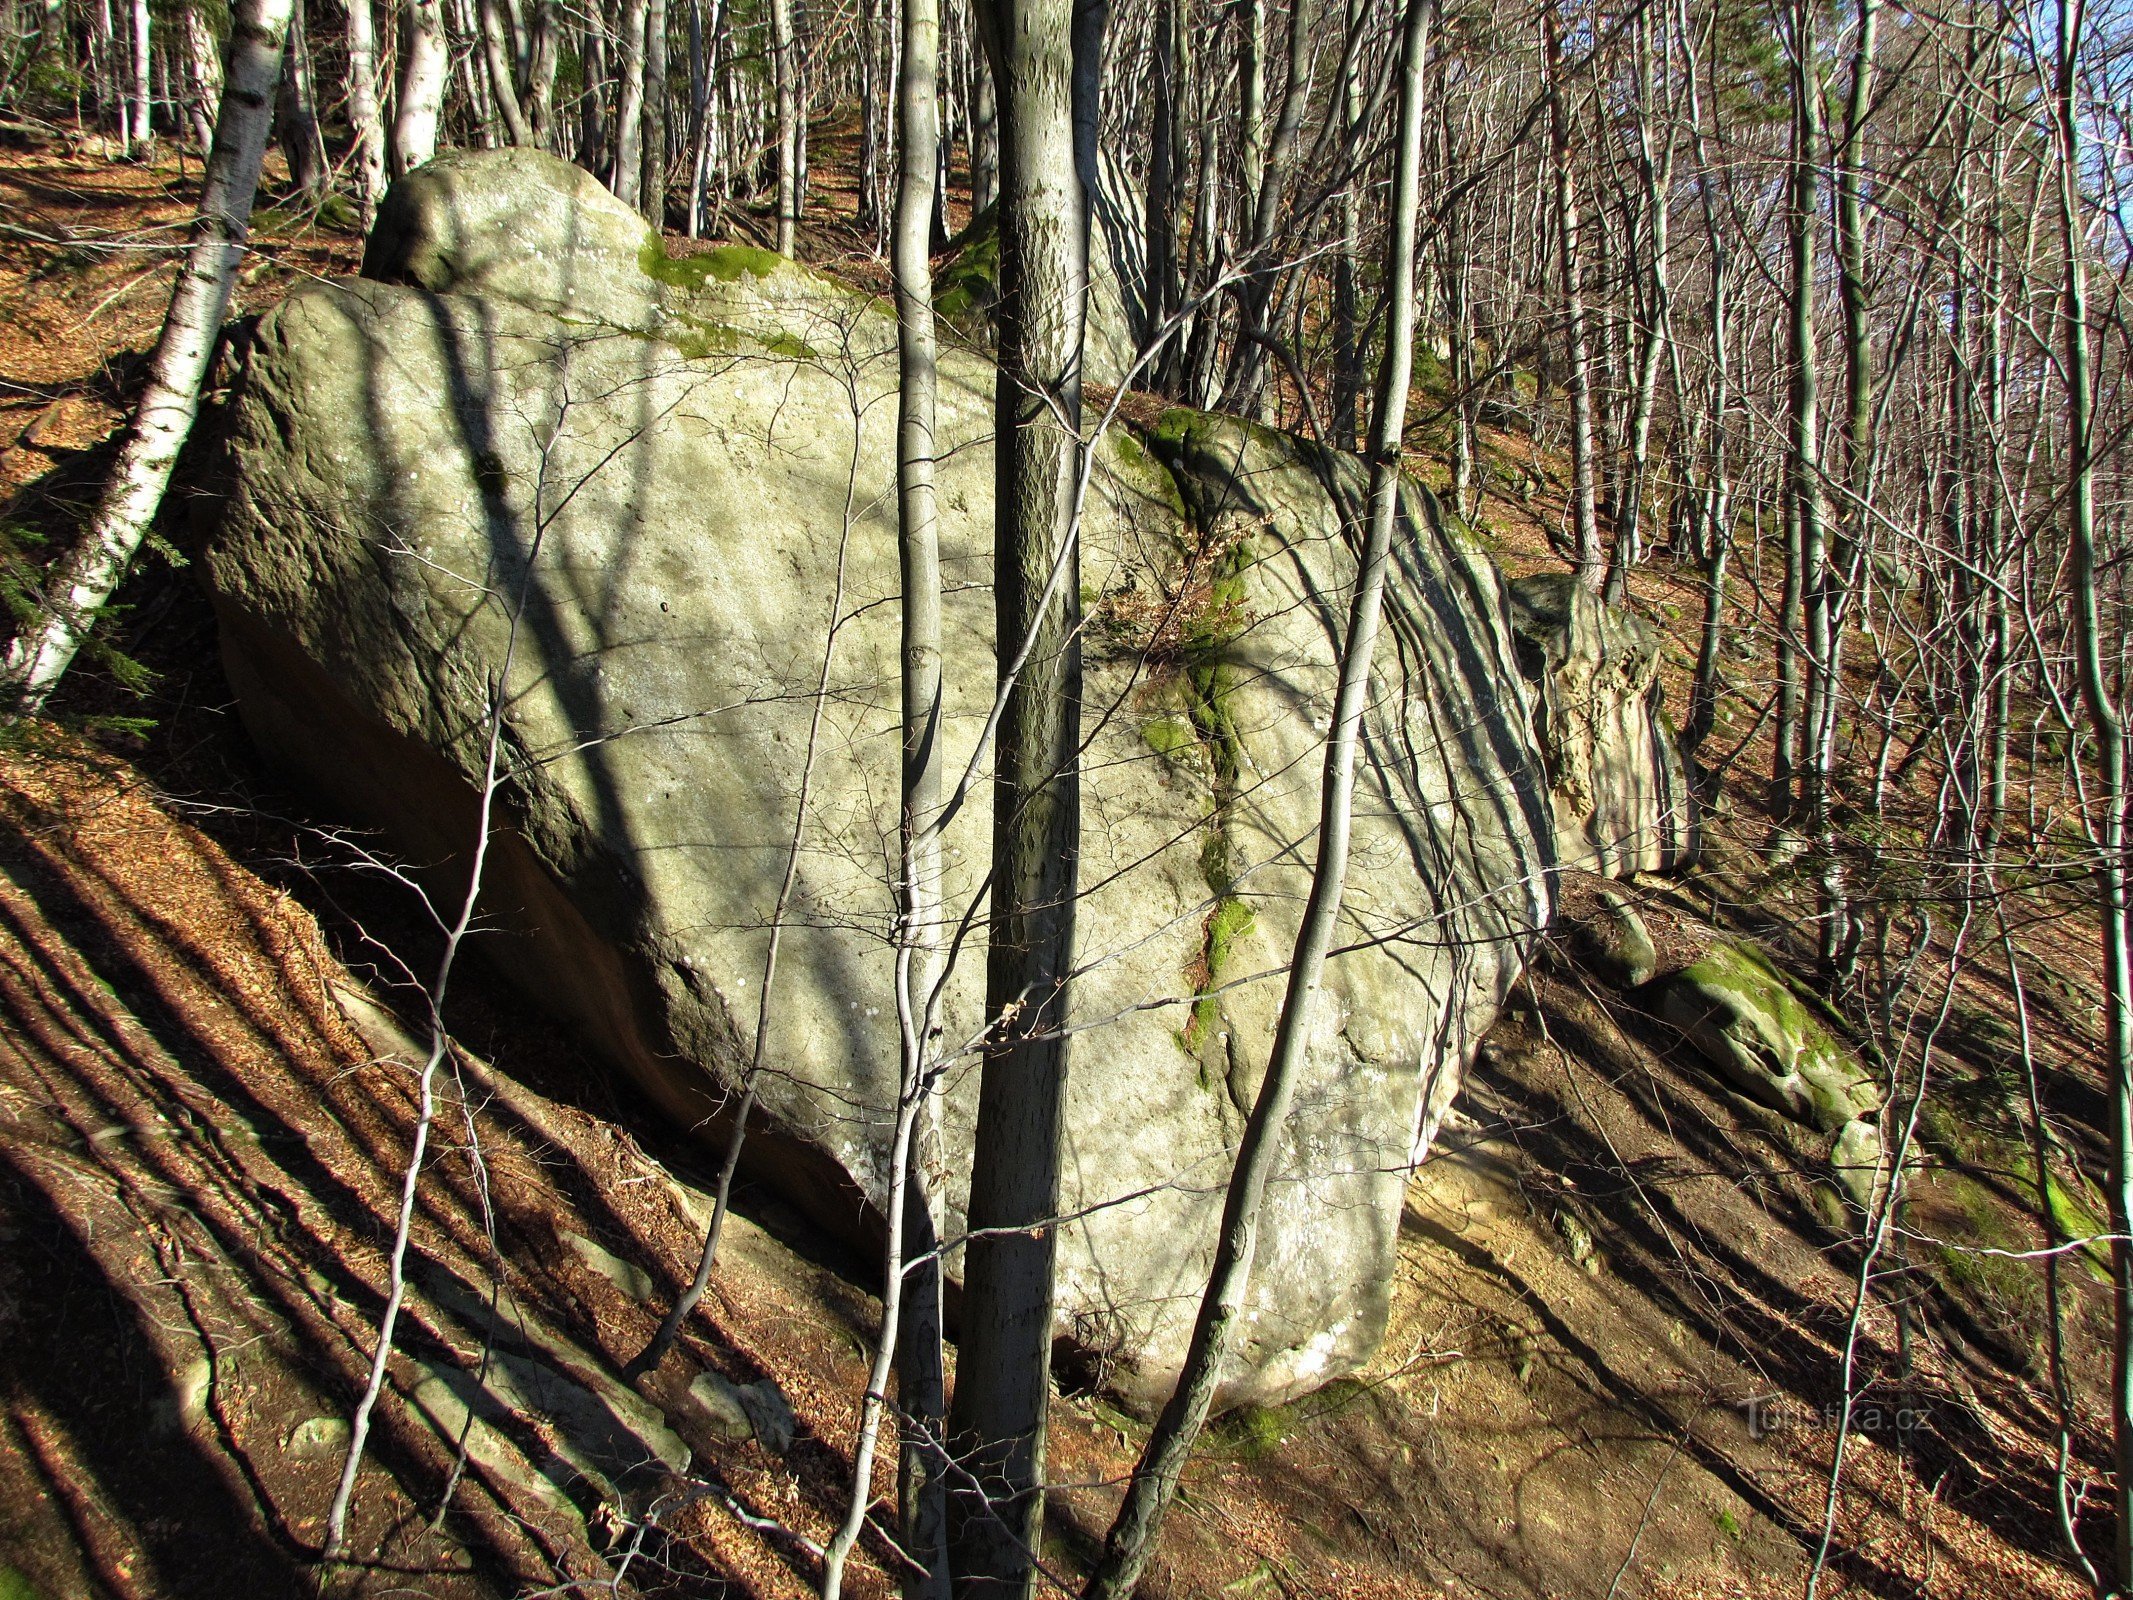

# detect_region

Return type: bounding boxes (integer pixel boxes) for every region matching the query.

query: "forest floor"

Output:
[0,124,2116,1600]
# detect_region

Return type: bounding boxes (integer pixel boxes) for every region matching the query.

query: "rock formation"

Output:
[202,149,1685,1406]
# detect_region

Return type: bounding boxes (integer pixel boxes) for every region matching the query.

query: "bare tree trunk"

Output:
[1237,0,1262,206]
[969,27,997,214]
[344,0,387,222]
[392,0,449,176]
[525,0,559,145]
[1541,3,1600,588]
[686,0,719,234]
[1219,0,1313,417]
[1330,0,1365,444]
[581,21,610,179]
[815,0,955,1581]
[129,0,152,152]
[3,0,295,714]
[946,0,1097,1588]
[477,0,535,145]
[276,0,326,194]
[1082,8,1437,1599]
[182,0,221,152]
[1605,5,1674,604]
[611,0,647,208]
[641,0,669,220]
[1773,0,1826,825]
[451,0,500,146]
[771,0,798,253]
[2052,1,2133,1587]
[1143,0,1179,386]
[890,0,948,1581]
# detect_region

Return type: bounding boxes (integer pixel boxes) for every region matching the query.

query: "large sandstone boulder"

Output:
[199,150,1667,1406]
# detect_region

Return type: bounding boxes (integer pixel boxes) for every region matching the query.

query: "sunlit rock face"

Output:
[205,149,1680,1409]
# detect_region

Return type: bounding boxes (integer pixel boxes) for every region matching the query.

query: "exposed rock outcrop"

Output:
[201,150,1685,1405]
[1508,573,1696,876]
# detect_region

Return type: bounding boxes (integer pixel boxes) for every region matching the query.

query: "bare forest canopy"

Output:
[4,0,2133,1597]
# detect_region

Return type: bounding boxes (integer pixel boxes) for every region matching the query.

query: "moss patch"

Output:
[1142,713,1199,764]
[1185,896,1256,1056]
[934,203,1001,325]
[1209,1401,1291,1462]
[637,237,786,290]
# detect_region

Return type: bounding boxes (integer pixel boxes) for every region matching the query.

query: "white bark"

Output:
[129,0,152,151]
[3,0,295,716]
[771,0,797,253]
[391,0,448,177]
[345,0,387,222]
[182,0,221,151]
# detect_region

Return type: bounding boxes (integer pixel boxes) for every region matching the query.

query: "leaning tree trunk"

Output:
[2,0,294,715]
[392,0,448,175]
[477,0,535,145]
[1080,4,1437,1597]
[946,0,1094,1590]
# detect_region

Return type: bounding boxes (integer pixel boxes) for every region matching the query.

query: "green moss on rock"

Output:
[1659,939,1879,1132]
[638,238,787,290]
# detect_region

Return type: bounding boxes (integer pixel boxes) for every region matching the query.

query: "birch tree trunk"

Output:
[3,0,295,715]
[1085,5,1437,1593]
[946,0,1095,1588]
[129,0,151,152]
[771,0,798,253]
[344,0,387,222]
[183,0,221,152]
[392,0,449,176]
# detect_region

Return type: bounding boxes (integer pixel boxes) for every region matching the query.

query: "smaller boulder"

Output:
[1564,891,1659,989]
[1657,939,1879,1132]
[1830,1118,1886,1214]
[690,1371,796,1453]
